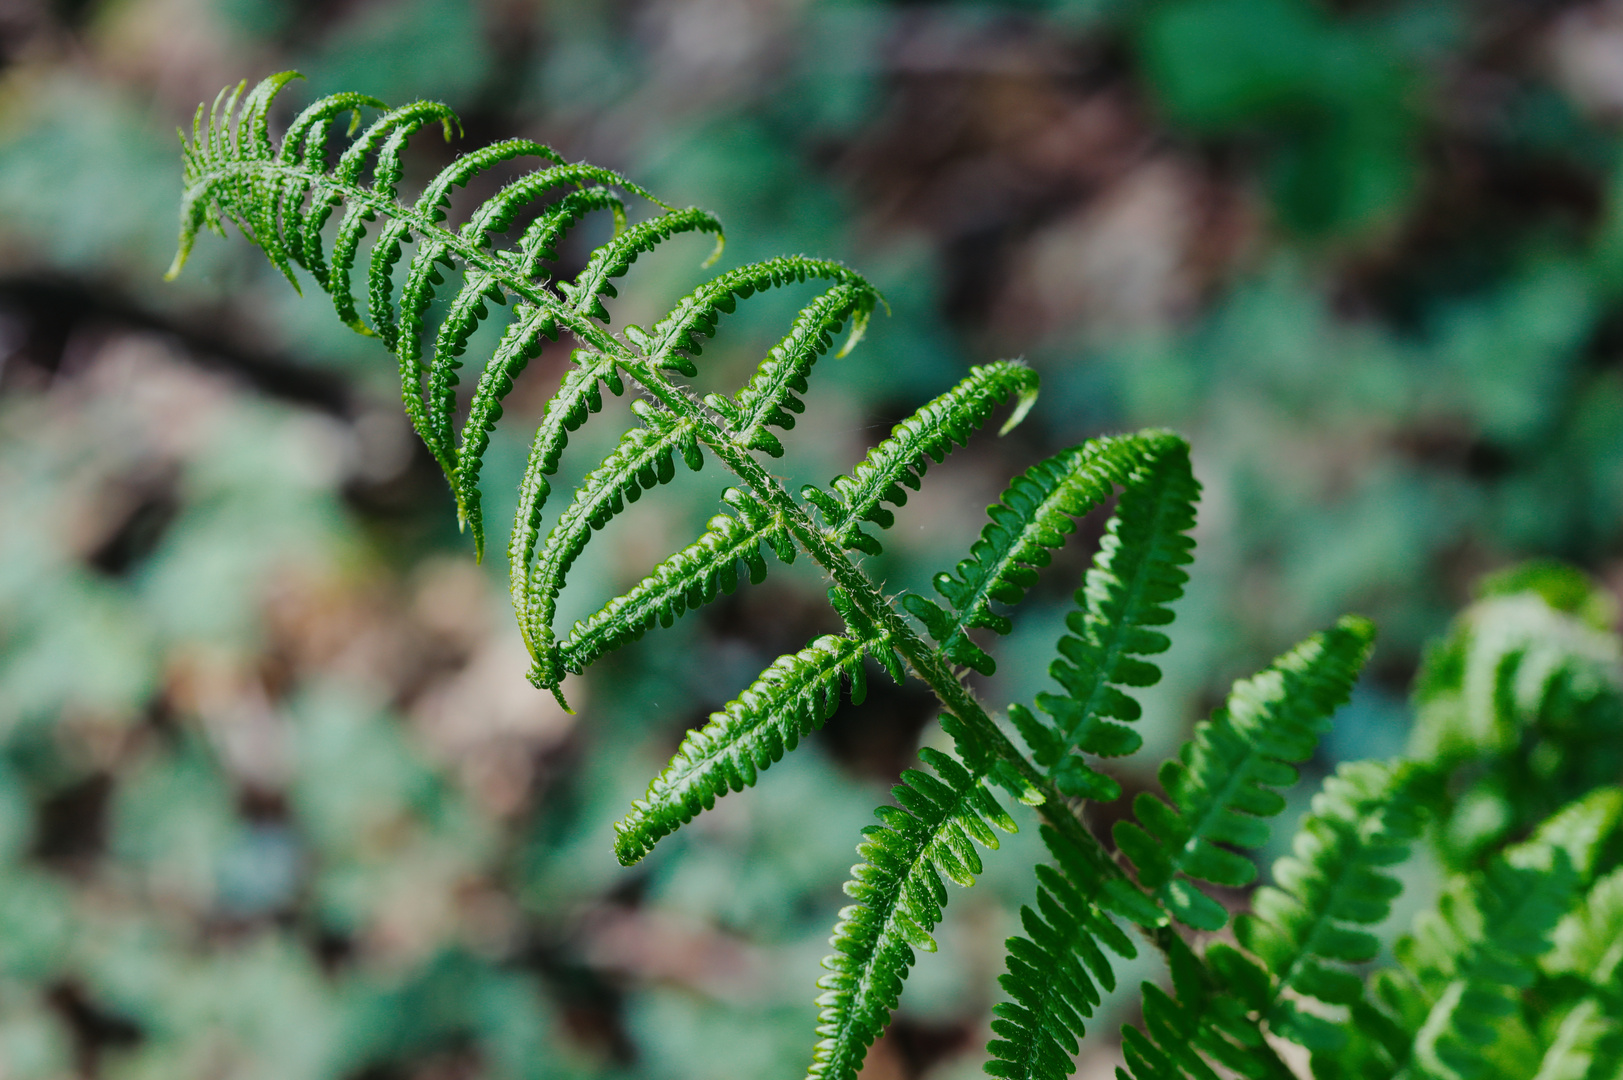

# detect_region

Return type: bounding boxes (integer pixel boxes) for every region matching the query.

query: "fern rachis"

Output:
[172,73,1623,1080]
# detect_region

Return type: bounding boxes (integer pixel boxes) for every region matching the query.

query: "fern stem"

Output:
[627,374,1294,1078]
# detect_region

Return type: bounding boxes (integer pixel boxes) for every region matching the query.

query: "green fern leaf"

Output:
[1529,998,1623,1080]
[811,717,1018,1080]
[985,825,1140,1080]
[514,186,627,277]
[1368,788,1623,1079]
[1009,436,1201,799]
[1117,933,1290,1080]
[625,256,874,377]
[711,282,878,456]
[522,401,704,690]
[366,139,566,347]
[1210,759,1432,1055]
[1113,616,1376,931]
[508,352,625,658]
[455,303,559,556]
[804,361,1039,558]
[562,489,793,676]
[560,207,724,322]
[1546,864,1623,990]
[613,630,885,866]
[902,432,1156,677]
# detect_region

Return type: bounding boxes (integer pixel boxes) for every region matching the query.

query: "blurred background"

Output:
[1,0,1622,1076]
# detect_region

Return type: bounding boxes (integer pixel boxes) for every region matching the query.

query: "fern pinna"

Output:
[173,74,1623,1080]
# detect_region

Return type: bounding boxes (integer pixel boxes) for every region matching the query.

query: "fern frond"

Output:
[1207,760,1431,1055]
[1528,998,1623,1080]
[560,490,794,676]
[1368,788,1623,1079]
[1113,616,1375,931]
[1000,436,1201,799]
[613,629,885,866]
[456,302,560,554]
[1411,574,1623,870]
[803,361,1039,558]
[902,433,1151,677]
[522,401,705,689]
[1118,933,1292,1080]
[559,207,725,322]
[625,256,872,376]
[811,717,1019,1080]
[709,282,878,456]
[985,825,1143,1080]
[1546,863,1623,990]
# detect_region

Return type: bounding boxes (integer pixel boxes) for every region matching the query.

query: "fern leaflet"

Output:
[1113,616,1376,931]
[811,716,1018,1080]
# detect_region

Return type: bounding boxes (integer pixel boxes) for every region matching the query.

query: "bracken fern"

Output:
[173,74,1623,1080]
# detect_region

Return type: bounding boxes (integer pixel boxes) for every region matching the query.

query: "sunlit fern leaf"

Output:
[1368,788,1623,1079]
[1207,759,1431,1055]
[803,361,1039,558]
[811,716,1018,1080]
[1002,435,1199,798]
[710,282,878,457]
[1412,588,1623,767]
[562,488,794,676]
[1545,863,1623,989]
[1118,933,1291,1080]
[1113,616,1375,932]
[613,629,887,866]
[985,824,1141,1080]
[1529,998,1623,1080]
[523,401,705,689]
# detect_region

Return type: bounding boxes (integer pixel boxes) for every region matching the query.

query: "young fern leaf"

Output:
[176,76,1400,1080]
[1538,865,1623,1080]
[1207,759,1431,1056]
[803,361,1039,558]
[1006,436,1200,801]
[627,256,872,375]
[812,716,1018,1080]
[710,282,878,457]
[1113,616,1376,931]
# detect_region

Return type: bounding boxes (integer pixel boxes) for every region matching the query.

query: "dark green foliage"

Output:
[173,73,1623,1080]
[904,431,1179,677]
[1020,435,1200,797]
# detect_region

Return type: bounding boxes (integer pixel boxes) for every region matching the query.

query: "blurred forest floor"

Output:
[2,0,1623,1078]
